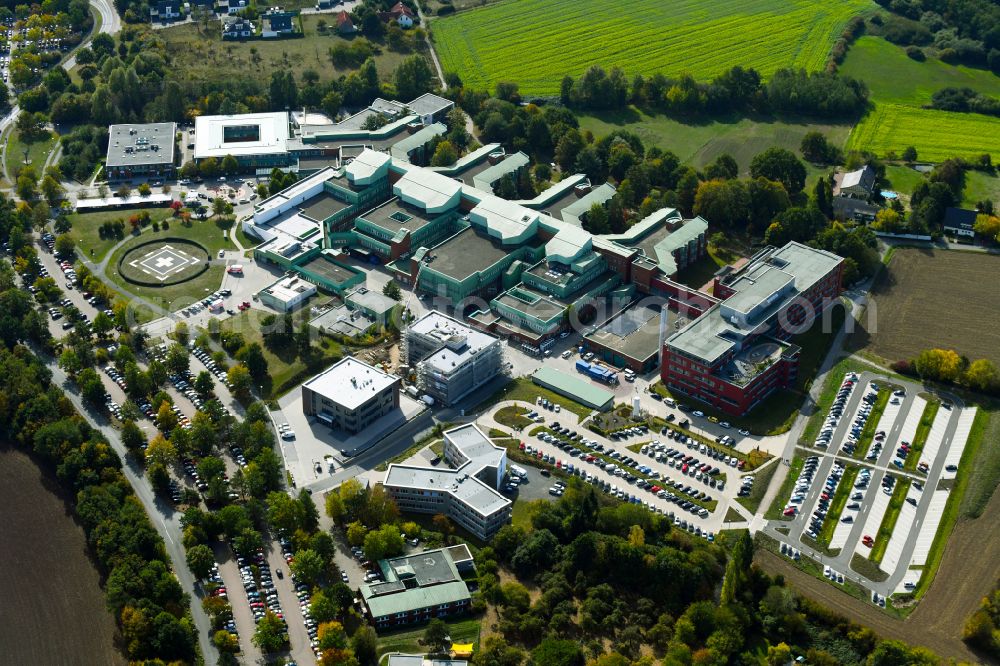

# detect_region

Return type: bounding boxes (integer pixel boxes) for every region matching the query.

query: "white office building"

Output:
[383,424,512,540]
[403,312,505,406]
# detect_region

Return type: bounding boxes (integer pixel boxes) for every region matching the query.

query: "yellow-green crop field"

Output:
[431,0,874,95]
[847,103,1000,162]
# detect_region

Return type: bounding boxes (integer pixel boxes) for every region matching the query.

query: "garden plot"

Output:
[940,406,977,479]
[879,483,922,575]
[854,482,891,558]
[909,489,949,566]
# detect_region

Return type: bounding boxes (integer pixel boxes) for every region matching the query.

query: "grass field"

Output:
[218,308,343,397]
[66,207,175,263]
[104,220,235,309]
[6,130,58,178]
[578,107,853,174]
[883,165,926,201]
[904,400,939,472]
[847,103,1000,162]
[673,245,739,291]
[375,616,480,658]
[736,458,779,514]
[962,170,1000,208]
[432,0,874,95]
[161,17,416,86]
[852,249,1000,366]
[840,37,1000,107]
[839,36,1000,161]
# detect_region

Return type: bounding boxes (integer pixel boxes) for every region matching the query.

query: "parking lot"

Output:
[765,371,977,602]
[479,400,764,538]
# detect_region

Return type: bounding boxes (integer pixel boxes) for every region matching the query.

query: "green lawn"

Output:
[7,130,58,177]
[883,165,926,200]
[903,400,939,471]
[962,170,1000,208]
[578,106,854,173]
[217,308,344,398]
[764,456,803,521]
[673,245,739,292]
[65,207,175,263]
[103,218,236,309]
[841,37,1000,107]
[375,616,481,658]
[495,405,532,430]
[161,17,418,87]
[736,458,779,514]
[433,0,874,95]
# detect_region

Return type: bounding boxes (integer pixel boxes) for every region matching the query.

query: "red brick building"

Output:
[660,242,844,416]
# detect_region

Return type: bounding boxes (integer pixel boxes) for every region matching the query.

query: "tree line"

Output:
[469,479,942,666]
[873,0,1000,72]
[556,65,869,121]
[0,343,198,662]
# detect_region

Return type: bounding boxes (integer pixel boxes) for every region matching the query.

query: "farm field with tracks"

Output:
[432,0,874,95]
[853,249,1000,366]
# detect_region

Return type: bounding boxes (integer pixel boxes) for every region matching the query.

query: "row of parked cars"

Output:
[206,562,240,641]
[192,345,232,388]
[815,372,860,449]
[237,547,288,628]
[783,455,819,516]
[804,461,846,541]
[526,427,715,527]
[282,538,325,657]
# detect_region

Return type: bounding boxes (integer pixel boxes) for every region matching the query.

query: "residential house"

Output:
[385,1,415,27]
[943,207,978,238]
[150,0,180,21]
[336,10,356,34]
[217,0,247,15]
[835,165,876,200]
[222,17,254,39]
[262,11,296,37]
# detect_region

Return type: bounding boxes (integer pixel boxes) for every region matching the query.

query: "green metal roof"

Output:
[531,367,614,411]
[361,580,471,619]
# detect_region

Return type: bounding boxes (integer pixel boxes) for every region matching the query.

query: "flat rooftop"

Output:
[296,254,361,286]
[106,123,176,168]
[359,198,438,236]
[425,228,511,281]
[585,302,664,363]
[302,356,398,409]
[531,367,615,411]
[408,311,500,373]
[384,464,510,516]
[347,286,398,316]
[263,276,316,304]
[299,192,350,222]
[494,286,565,323]
[309,304,376,338]
[194,112,289,160]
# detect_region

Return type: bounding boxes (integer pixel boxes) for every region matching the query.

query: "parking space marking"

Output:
[940,407,976,474]
[918,406,956,468]
[910,490,949,565]
[881,484,920,574]
[854,485,891,558]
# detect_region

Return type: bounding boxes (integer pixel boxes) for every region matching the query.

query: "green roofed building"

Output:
[531,366,614,411]
[359,544,476,629]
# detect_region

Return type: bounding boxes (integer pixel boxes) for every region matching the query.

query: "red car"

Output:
[783,507,796,516]
[862,535,874,547]
[681,464,688,473]
[519,442,525,450]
